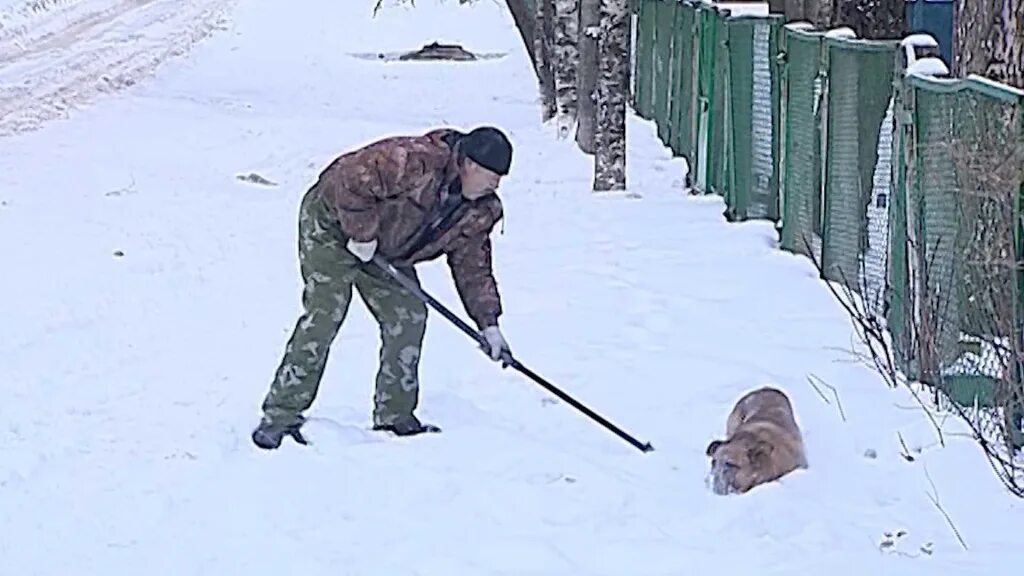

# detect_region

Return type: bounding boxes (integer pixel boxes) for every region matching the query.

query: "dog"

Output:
[705,386,808,495]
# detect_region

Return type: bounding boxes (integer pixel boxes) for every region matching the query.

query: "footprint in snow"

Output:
[300,417,388,447]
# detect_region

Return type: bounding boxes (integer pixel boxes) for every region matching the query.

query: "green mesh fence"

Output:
[691,4,715,192]
[820,37,899,301]
[779,27,824,257]
[861,55,899,329]
[664,1,684,149]
[777,29,901,305]
[628,0,1024,447]
[897,75,1024,422]
[652,0,675,142]
[888,73,914,373]
[670,2,698,162]
[632,0,656,117]
[631,0,784,209]
[725,17,752,213]
[629,5,636,104]
[707,9,729,196]
[724,14,784,221]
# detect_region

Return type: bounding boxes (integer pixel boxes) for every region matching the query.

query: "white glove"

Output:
[346,238,377,263]
[481,325,510,362]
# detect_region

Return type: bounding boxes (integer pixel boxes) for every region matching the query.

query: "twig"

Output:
[806,374,831,405]
[372,0,415,17]
[893,402,930,411]
[897,431,916,462]
[903,381,948,448]
[795,162,1024,495]
[799,234,943,441]
[930,394,1024,497]
[807,373,847,422]
[923,465,969,551]
[831,386,848,422]
[104,176,137,197]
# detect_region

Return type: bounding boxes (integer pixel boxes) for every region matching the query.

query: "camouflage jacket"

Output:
[312,128,504,330]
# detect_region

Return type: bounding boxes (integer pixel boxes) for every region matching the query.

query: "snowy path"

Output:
[0,0,1022,574]
[0,0,234,136]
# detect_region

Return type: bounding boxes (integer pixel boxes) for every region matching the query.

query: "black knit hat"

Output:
[461,126,513,175]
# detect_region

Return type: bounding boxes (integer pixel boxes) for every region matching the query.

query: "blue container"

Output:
[905,0,954,66]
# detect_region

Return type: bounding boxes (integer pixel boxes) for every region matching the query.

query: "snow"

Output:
[901,33,943,76]
[711,1,767,15]
[906,56,951,78]
[967,72,1024,97]
[824,26,857,39]
[1,0,1023,574]
[901,33,940,49]
[0,0,235,136]
[785,21,817,31]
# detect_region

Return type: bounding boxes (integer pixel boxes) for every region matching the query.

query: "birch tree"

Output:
[953,0,1024,89]
[593,0,630,192]
[575,0,600,154]
[554,0,580,137]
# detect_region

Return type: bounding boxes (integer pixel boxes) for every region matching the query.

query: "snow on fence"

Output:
[630,0,1024,454]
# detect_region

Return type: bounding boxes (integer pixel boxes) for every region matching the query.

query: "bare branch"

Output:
[897,432,916,462]
[923,465,969,551]
[808,373,847,422]
[794,109,1024,493]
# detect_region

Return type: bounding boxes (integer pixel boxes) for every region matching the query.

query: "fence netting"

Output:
[628,0,1024,450]
[896,77,1024,444]
[778,28,822,258]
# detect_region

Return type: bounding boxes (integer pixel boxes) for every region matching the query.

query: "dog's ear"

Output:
[747,440,774,468]
[705,439,723,457]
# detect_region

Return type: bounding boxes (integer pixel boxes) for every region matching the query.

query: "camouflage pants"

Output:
[260,188,428,428]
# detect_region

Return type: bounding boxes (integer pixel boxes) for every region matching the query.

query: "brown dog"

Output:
[705,386,808,495]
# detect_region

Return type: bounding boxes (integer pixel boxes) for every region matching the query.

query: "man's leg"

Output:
[254,190,359,449]
[352,265,435,434]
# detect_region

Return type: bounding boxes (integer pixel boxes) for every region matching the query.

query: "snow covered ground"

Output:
[0,0,234,136]
[1,0,1022,573]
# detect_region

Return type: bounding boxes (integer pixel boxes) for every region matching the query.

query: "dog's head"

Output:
[705,436,775,495]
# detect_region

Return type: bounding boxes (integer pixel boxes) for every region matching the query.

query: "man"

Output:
[252,126,515,450]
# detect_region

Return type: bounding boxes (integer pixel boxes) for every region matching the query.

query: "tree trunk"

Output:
[784,0,833,28]
[505,0,539,76]
[575,0,601,154]
[833,0,906,39]
[554,0,581,137]
[593,0,630,192]
[953,0,1024,89]
[535,0,558,120]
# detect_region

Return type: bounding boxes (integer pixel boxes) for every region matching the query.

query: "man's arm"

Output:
[329,148,396,242]
[446,229,503,332]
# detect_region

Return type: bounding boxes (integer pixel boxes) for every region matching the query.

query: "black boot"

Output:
[372,414,441,436]
[252,419,309,450]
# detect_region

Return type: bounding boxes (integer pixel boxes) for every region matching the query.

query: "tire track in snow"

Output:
[0,0,236,137]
